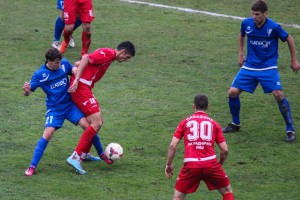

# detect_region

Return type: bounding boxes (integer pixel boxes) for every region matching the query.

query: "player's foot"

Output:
[100,153,114,165]
[84,153,101,161]
[24,166,36,176]
[222,123,240,133]
[68,36,75,48]
[59,41,68,54]
[285,131,296,142]
[52,41,61,50]
[66,156,87,175]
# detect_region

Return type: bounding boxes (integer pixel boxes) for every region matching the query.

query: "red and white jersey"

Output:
[173,111,225,168]
[76,48,116,89]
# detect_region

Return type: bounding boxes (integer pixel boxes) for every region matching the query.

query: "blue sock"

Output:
[54,16,65,41]
[278,98,294,132]
[30,137,49,168]
[74,17,82,31]
[229,97,240,125]
[92,134,104,155]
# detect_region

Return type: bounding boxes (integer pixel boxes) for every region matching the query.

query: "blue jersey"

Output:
[57,0,64,10]
[29,58,73,109]
[241,18,289,70]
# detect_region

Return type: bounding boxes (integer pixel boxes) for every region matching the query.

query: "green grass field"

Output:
[1,0,300,199]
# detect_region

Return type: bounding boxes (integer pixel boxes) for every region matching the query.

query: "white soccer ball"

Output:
[105,143,123,161]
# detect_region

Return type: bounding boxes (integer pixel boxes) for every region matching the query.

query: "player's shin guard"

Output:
[54,16,65,41]
[75,126,97,156]
[91,134,104,155]
[278,98,294,132]
[223,193,234,200]
[74,17,82,31]
[228,97,240,125]
[63,29,73,44]
[81,31,91,56]
[30,137,49,167]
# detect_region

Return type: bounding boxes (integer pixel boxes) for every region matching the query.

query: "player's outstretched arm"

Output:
[286,35,300,72]
[68,54,89,93]
[23,82,32,96]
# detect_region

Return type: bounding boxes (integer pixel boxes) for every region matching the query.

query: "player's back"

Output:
[174,111,225,168]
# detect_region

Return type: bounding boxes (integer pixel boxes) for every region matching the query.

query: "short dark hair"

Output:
[117,41,135,57]
[45,48,62,62]
[251,0,268,13]
[194,94,208,110]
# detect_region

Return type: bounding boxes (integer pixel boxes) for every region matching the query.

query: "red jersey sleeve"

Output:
[214,122,226,144]
[173,119,186,139]
[88,48,116,65]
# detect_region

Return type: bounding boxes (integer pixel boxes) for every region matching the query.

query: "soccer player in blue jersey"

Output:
[23,48,104,176]
[52,0,82,50]
[222,0,300,142]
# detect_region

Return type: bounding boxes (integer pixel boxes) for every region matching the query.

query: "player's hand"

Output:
[68,79,79,93]
[238,55,245,67]
[165,164,174,179]
[72,67,78,76]
[291,60,300,73]
[23,82,31,96]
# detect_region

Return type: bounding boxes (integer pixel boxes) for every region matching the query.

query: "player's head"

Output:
[45,48,62,70]
[251,0,268,13]
[194,94,208,111]
[251,0,268,26]
[115,41,135,63]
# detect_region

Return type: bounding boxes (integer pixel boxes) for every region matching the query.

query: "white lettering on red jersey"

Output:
[173,111,225,168]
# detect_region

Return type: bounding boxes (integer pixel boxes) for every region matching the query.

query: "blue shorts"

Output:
[231,68,282,93]
[57,0,64,10]
[44,103,85,129]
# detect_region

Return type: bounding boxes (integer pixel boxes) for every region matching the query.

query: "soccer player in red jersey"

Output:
[66,41,135,172]
[60,0,94,56]
[165,94,234,200]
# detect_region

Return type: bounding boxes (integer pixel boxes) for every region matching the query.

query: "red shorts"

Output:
[64,0,94,24]
[175,164,230,194]
[70,84,100,117]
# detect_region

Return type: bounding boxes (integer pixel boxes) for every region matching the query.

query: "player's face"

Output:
[47,59,61,71]
[116,50,132,63]
[252,11,267,26]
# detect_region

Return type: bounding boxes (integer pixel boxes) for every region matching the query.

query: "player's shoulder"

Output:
[265,18,281,29]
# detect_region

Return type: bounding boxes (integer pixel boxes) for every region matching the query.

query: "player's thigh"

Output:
[77,0,94,23]
[175,167,202,194]
[42,127,56,140]
[64,0,78,24]
[231,68,258,93]
[258,69,282,93]
[204,165,230,190]
[71,92,101,117]
[66,103,85,125]
[44,109,65,128]
[173,189,187,200]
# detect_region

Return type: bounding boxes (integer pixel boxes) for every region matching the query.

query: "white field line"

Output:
[119,0,300,29]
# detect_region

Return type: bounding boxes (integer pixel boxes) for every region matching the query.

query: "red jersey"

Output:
[73,48,116,89]
[173,111,225,168]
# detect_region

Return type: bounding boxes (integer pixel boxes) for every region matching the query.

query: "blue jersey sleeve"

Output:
[274,24,289,42]
[29,70,43,92]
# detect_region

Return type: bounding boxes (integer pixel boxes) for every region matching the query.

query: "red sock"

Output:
[63,29,73,44]
[223,193,234,200]
[75,126,97,156]
[81,31,91,55]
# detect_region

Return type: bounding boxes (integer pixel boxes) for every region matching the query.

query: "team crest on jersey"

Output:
[60,64,65,72]
[267,29,273,37]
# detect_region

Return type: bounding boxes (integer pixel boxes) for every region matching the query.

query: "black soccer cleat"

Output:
[222,123,240,133]
[285,131,296,142]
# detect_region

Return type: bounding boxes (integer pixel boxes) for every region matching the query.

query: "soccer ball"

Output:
[105,143,123,161]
